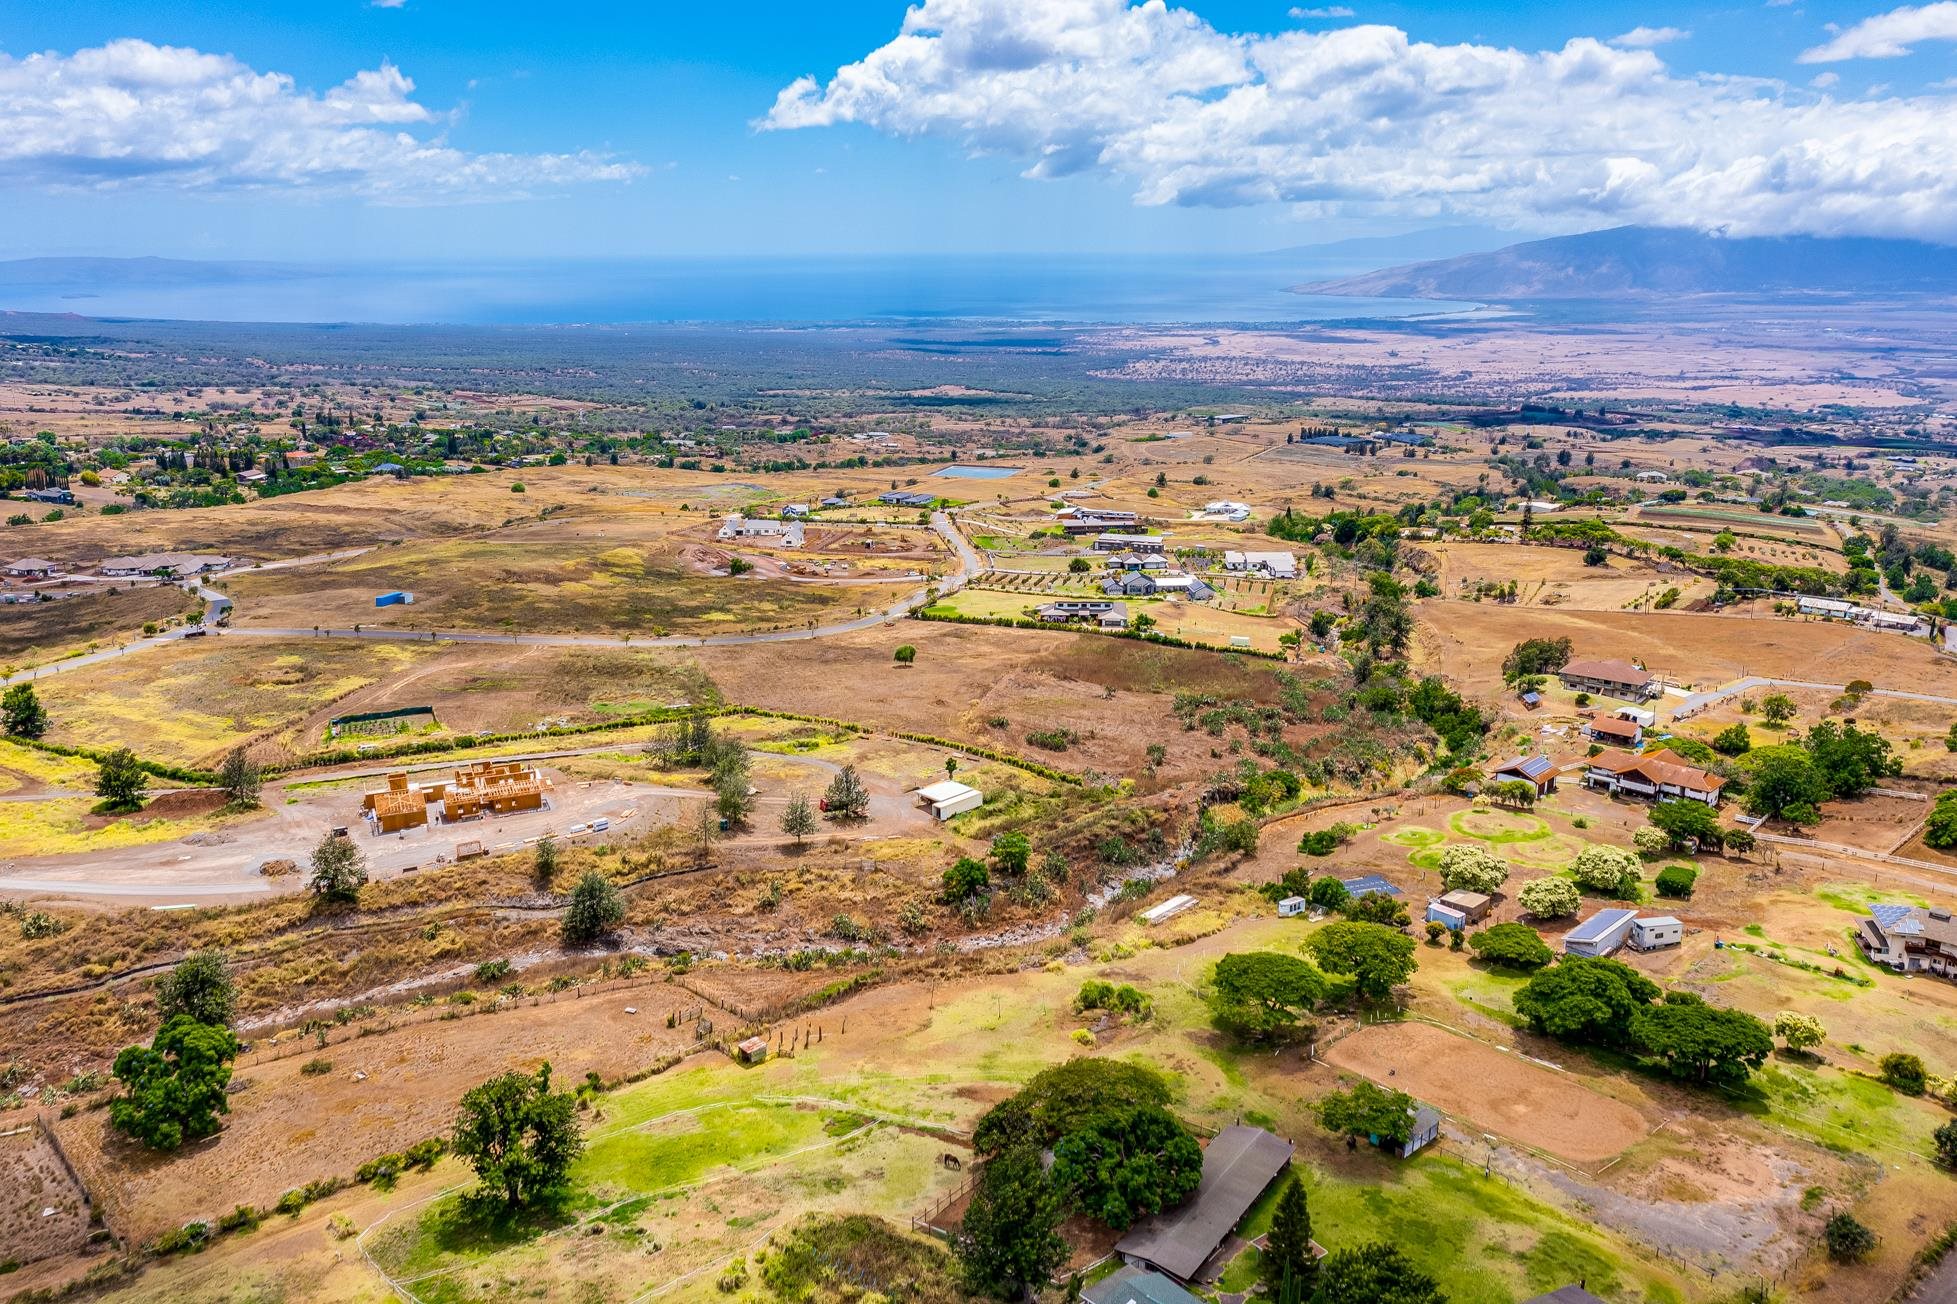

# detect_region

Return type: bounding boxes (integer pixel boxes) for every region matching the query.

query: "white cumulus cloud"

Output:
[0,38,641,202]
[1609,25,1690,47]
[1290,6,1355,18]
[760,0,1957,240]
[1799,1,1957,60]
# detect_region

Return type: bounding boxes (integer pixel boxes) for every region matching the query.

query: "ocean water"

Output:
[0,254,1474,326]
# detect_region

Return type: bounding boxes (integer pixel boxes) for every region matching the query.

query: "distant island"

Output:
[1298,225,1957,300]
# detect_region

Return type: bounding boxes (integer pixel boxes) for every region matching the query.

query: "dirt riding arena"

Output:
[1319,1021,1655,1166]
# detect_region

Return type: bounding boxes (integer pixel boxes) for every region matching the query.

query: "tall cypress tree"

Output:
[1265,1177,1316,1302]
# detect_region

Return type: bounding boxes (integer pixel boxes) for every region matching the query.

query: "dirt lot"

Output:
[1415,601,1956,697]
[1425,540,1712,612]
[0,1124,94,1271]
[54,982,714,1245]
[1320,1016,1655,1166]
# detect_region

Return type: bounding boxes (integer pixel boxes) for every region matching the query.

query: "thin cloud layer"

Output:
[761,0,1957,240]
[1800,1,1957,61]
[0,38,641,201]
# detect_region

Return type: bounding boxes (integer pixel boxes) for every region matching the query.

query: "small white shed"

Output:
[1629,915,1683,951]
[914,780,983,821]
[1140,894,1197,925]
[1277,896,1307,918]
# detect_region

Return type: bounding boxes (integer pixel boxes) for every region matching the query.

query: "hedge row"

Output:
[3,736,216,786]
[887,730,1085,786]
[910,609,1286,659]
[278,704,861,774]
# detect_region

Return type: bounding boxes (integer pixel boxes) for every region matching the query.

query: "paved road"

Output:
[0,548,367,687]
[5,518,979,676]
[1672,675,1957,718]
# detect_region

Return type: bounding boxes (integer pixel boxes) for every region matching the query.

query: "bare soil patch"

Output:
[54,984,712,1244]
[1415,602,1955,697]
[1320,1021,1654,1165]
[0,1124,93,1267]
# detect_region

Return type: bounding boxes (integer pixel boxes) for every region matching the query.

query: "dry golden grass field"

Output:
[1414,600,1956,697]
[0,584,200,667]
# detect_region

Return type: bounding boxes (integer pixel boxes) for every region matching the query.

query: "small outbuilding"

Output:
[1564,908,1639,958]
[375,590,415,607]
[1427,900,1469,932]
[1140,894,1198,925]
[736,1036,769,1064]
[1629,915,1683,951]
[914,780,983,821]
[1277,896,1307,918]
[1397,1105,1442,1158]
[1437,890,1492,924]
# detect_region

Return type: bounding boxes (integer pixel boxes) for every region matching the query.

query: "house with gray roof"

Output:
[1114,1125,1293,1284]
[1858,903,1957,979]
[1488,755,1558,795]
[1082,1266,1203,1304]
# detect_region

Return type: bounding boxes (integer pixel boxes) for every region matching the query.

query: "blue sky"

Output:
[2,0,1956,259]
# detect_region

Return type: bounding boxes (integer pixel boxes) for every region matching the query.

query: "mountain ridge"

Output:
[1298,226,1957,299]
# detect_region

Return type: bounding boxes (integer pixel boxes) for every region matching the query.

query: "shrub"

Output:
[561,871,626,945]
[1467,922,1554,969]
[216,1205,259,1234]
[152,1221,211,1256]
[1825,1212,1877,1263]
[1517,876,1581,919]
[1298,822,1356,856]
[1632,826,1669,857]
[1773,1011,1826,1053]
[300,1058,333,1076]
[1654,864,1698,899]
[1712,722,1752,755]
[1936,1119,1957,1168]
[1570,845,1642,898]
[1436,844,1508,894]
[1882,1052,1929,1096]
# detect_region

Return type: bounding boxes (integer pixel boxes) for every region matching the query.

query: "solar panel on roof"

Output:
[1871,903,1917,929]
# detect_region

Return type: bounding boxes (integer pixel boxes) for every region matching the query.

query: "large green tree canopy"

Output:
[1049,1103,1202,1229]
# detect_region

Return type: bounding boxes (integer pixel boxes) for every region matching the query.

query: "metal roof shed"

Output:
[1115,1125,1294,1283]
[914,780,982,821]
[1564,908,1638,957]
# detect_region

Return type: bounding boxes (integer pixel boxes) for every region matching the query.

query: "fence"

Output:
[234,969,716,1069]
[33,1110,115,1249]
[910,1164,983,1239]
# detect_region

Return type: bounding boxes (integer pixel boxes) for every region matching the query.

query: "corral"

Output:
[1320,1022,1655,1166]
